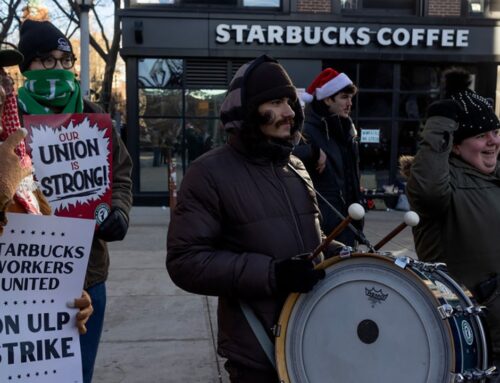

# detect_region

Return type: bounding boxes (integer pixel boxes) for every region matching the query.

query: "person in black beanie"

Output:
[16,18,133,383]
[406,67,500,380]
[167,55,344,382]
[293,68,362,247]
[18,19,74,73]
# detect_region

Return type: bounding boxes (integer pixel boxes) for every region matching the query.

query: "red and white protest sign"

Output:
[24,114,113,225]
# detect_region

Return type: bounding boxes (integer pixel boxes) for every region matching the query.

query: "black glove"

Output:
[426,99,462,121]
[97,207,129,242]
[274,257,325,294]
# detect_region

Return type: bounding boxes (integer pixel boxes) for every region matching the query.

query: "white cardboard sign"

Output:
[0,213,94,383]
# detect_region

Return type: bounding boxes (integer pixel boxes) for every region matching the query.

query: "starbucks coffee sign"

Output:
[215,24,470,48]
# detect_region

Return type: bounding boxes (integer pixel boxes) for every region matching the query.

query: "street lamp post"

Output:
[76,0,93,99]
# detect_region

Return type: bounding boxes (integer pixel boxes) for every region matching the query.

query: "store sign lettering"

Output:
[215,24,469,48]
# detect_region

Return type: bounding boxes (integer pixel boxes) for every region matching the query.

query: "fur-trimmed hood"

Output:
[399,155,414,180]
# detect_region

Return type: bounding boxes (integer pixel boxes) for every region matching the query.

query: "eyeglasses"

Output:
[33,54,77,70]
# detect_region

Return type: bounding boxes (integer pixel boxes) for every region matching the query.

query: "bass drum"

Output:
[275,253,489,383]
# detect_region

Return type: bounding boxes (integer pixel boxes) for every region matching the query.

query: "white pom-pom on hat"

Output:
[301,92,314,103]
[302,68,353,103]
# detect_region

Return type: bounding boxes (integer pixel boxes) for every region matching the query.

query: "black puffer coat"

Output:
[167,133,330,369]
[293,104,361,245]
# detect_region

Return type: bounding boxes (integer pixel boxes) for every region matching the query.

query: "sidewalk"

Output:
[93,206,416,383]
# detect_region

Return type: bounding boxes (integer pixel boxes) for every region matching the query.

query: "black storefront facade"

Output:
[119,2,500,206]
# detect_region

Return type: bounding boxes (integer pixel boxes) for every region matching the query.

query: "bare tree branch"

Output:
[0,0,23,43]
[51,0,123,111]
[91,6,110,52]
[51,0,74,20]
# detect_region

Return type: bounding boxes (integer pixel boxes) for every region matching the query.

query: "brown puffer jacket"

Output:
[167,134,327,370]
[82,101,133,289]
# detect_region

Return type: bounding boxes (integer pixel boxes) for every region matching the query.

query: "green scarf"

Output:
[18,69,84,114]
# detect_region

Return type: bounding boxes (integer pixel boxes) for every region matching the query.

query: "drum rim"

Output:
[275,252,457,383]
[434,269,489,371]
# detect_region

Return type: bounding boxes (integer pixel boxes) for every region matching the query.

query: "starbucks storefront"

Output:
[119,11,500,205]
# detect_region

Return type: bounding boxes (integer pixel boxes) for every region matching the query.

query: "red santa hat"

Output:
[302,68,353,103]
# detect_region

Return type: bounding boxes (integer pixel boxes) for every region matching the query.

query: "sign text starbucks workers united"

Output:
[0,214,94,383]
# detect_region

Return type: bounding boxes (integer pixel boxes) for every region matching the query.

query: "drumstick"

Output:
[309,203,365,260]
[373,211,419,251]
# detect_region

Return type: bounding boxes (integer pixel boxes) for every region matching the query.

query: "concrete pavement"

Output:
[93,206,416,383]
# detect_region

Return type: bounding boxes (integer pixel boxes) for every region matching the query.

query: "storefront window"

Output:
[130,0,280,6]
[181,0,236,4]
[399,93,439,120]
[340,0,357,9]
[183,118,222,164]
[185,89,226,117]
[244,0,280,6]
[362,0,415,9]
[358,121,391,189]
[468,0,485,13]
[139,88,183,116]
[398,121,420,158]
[138,58,183,88]
[400,65,439,92]
[357,92,393,118]
[138,58,183,193]
[137,58,231,192]
[341,0,417,13]
[463,0,500,15]
[139,117,182,191]
[359,63,393,89]
[134,0,174,3]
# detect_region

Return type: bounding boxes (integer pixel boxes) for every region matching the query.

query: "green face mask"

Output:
[18,69,83,114]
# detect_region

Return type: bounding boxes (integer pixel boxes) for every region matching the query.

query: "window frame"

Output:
[460,0,500,17]
[340,0,422,16]
[127,0,286,11]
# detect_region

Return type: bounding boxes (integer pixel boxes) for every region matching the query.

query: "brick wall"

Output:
[427,0,461,16]
[297,0,331,13]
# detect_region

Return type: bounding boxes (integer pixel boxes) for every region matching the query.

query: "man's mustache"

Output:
[258,111,294,129]
[275,117,294,130]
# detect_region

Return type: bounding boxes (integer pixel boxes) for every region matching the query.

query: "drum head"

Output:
[276,255,453,383]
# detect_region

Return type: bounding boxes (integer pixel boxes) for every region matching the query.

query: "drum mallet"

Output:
[309,203,365,260]
[373,211,420,251]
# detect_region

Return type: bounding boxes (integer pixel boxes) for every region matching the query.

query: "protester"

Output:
[167,55,344,382]
[17,19,133,383]
[293,68,362,246]
[0,45,93,334]
[405,67,500,379]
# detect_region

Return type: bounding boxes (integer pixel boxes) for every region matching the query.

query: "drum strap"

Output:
[287,163,374,251]
[239,301,276,369]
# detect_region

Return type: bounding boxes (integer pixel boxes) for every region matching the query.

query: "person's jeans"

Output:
[80,282,106,383]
